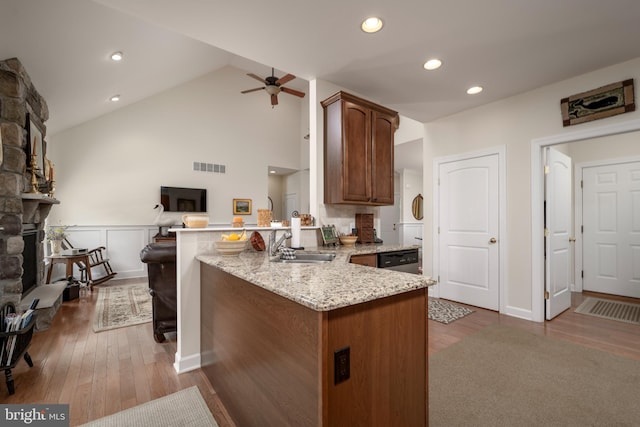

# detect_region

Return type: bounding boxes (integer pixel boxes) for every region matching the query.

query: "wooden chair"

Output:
[62,238,117,286]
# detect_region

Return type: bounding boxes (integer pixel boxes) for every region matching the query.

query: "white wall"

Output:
[566,131,640,163]
[48,65,304,227]
[424,56,640,317]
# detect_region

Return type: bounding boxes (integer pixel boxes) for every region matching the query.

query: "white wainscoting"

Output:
[46,225,157,283]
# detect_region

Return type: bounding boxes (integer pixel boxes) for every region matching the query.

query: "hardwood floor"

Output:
[3,285,638,426]
[429,291,640,361]
[2,285,236,427]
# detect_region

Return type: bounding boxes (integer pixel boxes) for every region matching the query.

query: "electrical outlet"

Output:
[334,347,350,384]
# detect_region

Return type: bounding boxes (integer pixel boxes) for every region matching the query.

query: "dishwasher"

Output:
[377,249,420,274]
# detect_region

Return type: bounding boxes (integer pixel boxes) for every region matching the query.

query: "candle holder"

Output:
[48,180,56,198]
[26,155,41,194]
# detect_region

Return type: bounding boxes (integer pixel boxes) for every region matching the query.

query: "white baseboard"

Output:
[504,305,536,322]
[174,352,201,374]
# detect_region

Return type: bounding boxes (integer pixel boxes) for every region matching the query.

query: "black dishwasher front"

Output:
[377,249,419,274]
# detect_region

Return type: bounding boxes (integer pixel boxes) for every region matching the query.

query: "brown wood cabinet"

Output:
[322,91,399,206]
[349,253,377,267]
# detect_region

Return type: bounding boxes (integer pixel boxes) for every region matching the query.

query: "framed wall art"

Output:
[233,198,252,215]
[560,79,635,127]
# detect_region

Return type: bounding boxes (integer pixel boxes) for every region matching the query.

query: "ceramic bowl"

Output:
[182,214,209,228]
[214,239,248,256]
[339,235,358,246]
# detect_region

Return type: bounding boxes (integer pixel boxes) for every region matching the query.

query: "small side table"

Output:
[46,254,93,291]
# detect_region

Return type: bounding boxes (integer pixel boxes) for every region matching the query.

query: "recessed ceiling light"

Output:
[270,170,277,174]
[110,95,120,102]
[423,59,442,71]
[110,51,123,61]
[466,86,483,95]
[361,17,383,33]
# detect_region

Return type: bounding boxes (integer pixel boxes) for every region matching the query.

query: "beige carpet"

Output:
[429,324,640,426]
[79,386,218,426]
[93,282,151,332]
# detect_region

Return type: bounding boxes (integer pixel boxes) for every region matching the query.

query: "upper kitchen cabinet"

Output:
[322,91,399,206]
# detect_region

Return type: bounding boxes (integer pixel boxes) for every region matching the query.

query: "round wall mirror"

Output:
[412,194,424,220]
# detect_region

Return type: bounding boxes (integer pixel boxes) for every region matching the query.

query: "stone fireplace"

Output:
[0,57,56,308]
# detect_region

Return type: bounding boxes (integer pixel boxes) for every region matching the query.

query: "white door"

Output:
[439,154,499,310]
[583,161,640,298]
[379,193,400,244]
[284,192,297,221]
[545,148,572,320]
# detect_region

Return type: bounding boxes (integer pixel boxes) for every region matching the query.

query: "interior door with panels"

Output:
[545,148,572,320]
[582,160,640,298]
[438,154,500,311]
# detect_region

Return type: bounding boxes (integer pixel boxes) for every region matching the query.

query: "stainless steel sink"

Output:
[270,252,336,263]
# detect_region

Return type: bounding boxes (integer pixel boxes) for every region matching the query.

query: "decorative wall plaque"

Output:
[561,79,635,127]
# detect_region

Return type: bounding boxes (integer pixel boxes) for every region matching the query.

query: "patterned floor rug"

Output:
[428,298,474,324]
[93,283,152,332]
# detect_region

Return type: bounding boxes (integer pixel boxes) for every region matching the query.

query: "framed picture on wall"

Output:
[233,198,252,215]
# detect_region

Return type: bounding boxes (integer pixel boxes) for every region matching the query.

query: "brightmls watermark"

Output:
[1,405,69,426]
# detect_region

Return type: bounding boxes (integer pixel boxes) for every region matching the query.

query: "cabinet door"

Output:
[370,110,395,205]
[350,253,377,267]
[342,101,371,202]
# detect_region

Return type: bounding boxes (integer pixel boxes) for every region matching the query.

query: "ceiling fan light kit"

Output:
[241,67,306,106]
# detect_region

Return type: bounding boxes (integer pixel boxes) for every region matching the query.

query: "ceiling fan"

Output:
[241,68,306,106]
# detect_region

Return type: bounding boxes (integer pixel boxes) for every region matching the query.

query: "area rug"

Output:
[93,282,152,332]
[429,324,640,426]
[575,297,640,325]
[428,298,474,324]
[79,386,218,426]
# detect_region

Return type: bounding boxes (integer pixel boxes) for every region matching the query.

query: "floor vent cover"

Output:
[575,297,640,325]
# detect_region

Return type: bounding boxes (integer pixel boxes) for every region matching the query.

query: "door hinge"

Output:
[437,275,440,283]
[544,165,550,175]
[544,291,550,300]
[581,270,584,278]
[438,226,440,234]
[581,180,583,189]
[581,225,584,234]
[544,228,549,237]
[438,178,440,185]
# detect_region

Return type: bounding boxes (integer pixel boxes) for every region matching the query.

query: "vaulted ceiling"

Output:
[3,0,640,137]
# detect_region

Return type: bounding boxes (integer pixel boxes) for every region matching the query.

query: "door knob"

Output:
[569,237,576,242]
[489,238,497,244]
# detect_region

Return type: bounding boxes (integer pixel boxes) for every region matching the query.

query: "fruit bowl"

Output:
[214,239,248,256]
[339,235,358,246]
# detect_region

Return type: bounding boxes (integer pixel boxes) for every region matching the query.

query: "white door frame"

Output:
[530,118,640,322]
[574,154,640,292]
[432,145,507,314]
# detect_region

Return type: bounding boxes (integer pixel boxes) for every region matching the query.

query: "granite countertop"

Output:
[197,244,436,312]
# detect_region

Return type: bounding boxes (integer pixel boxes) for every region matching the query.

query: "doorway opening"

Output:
[530,118,640,322]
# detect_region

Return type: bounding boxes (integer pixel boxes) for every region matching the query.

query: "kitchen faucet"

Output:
[269,230,292,256]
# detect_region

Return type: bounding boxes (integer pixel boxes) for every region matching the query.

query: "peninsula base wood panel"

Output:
[200,263,427,426]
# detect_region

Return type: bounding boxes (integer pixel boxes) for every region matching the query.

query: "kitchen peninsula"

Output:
[172,227,434,425]
[199,240,433,426]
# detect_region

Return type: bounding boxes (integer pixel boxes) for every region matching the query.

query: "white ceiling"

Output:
[3,0,640,150]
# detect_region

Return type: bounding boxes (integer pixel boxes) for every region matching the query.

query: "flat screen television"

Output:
[160,186,207,212]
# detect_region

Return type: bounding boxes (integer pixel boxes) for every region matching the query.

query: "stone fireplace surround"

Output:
[0,57,56,308]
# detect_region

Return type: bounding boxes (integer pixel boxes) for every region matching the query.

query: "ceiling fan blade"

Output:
[271,94,279,106]
[276,74,296,86]
[281,87,306,98]
[247,73,267,84]
[241,87,265,94]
